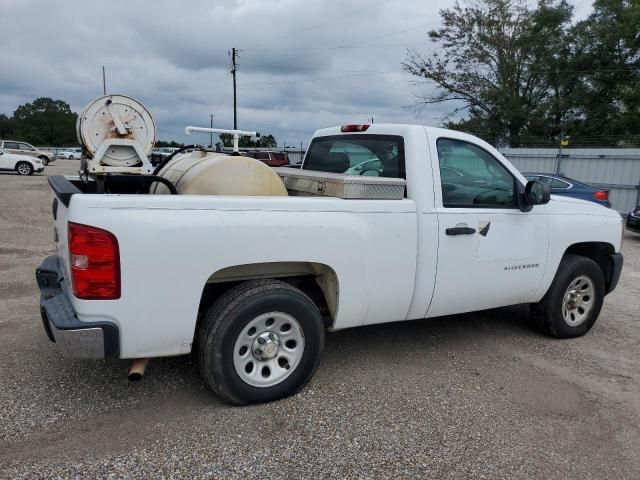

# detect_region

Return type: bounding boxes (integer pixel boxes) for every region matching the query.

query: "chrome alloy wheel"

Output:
[233,312,305,388]
[562,275,595,327]
[17,163,31,175]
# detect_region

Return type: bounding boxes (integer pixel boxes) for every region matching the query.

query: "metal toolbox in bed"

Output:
[273,168,406,200]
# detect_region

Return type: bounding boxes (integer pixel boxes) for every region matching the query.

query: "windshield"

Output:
[303,135,405,178]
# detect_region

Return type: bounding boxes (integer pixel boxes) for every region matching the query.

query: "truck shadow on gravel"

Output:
[87,304,537,404]
[41,304,538,406]
[0,305,564,459]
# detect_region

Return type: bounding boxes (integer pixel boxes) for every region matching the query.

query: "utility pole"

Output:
[231,48,238,130]
[102,66,106,95]
[555,132,569,175]
[210,114,214,148]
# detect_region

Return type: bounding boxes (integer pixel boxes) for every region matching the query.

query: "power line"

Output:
[241,22,437,71]
[238,65,640,88]
[239,69,401,87]
[243,43,424,52]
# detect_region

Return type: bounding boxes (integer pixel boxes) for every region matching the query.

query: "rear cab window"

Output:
[303,135,405,179]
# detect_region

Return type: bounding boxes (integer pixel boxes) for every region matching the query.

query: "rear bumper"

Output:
[35,256,120,359]
[606,253,624,295]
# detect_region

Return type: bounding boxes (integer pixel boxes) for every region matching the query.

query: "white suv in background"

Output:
[0,149,44,175]
[0,140,55,165]
[57,148,82,159]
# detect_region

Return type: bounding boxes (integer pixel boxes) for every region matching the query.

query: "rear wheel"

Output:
[197,279,324,405]
[531,254,605,338]
[16,162,33,176]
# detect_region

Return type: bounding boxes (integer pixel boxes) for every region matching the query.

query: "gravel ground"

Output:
[0,160,639,479]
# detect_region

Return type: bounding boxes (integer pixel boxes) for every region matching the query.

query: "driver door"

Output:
[427,137,548,317]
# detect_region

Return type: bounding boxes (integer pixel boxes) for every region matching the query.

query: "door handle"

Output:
[446,226,476,236]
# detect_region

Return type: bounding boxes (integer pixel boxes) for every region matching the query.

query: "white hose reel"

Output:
[77,94,155,175]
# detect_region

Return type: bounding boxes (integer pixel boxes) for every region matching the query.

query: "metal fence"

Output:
[284,149,305,165]
[501,149,640,214]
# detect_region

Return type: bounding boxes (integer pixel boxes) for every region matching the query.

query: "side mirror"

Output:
[525,180,550,206]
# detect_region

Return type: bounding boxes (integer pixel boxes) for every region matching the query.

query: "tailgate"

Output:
[49,176,81,284]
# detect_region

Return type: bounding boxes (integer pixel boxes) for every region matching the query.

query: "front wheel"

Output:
[197,279,324,405]
[39,156,49,166]
[16,162,34,176]
[530,254,605,338]
[68,155,74,160]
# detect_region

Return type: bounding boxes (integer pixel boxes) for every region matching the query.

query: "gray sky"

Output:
[0,0,591,147]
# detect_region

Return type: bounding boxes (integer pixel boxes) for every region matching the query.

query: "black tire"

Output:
[68,155,74,160]
[197,279,324,405]
[39,156,49,166]
[530,254,605,338]
[16,161,34,176]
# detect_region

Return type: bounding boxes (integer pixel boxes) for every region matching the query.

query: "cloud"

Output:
[0,0,456,146]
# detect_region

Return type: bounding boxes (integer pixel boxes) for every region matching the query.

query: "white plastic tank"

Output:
[152,150,288,196]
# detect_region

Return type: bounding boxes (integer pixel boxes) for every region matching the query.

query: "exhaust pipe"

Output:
[128,358,149,381]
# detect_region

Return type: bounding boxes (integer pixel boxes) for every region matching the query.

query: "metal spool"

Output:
[77,94,155,167]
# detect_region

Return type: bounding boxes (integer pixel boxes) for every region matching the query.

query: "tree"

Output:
[404,0,574,147]
[12,98,77,146]
[0,114,14,138]
[568,0,640,145]
[218,133,278,148]
[155,140,184,148]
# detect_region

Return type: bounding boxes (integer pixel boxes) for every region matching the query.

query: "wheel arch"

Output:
[563,241,616,292]
[15,160,34,172]
[197,261,339,329]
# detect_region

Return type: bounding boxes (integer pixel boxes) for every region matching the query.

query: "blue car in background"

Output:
[523,173,612,208]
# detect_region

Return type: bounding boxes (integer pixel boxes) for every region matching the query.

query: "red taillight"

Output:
[594,191,609,201]
[68,222,120,300]
[341,124,370,132]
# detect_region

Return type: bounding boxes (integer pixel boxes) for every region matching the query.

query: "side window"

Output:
[550,178,570,189]
[437,138,516,208]
[19,143,34,151]
[4,142,19,150]
[537,176,553,187]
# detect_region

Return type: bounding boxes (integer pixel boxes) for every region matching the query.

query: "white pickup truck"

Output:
[36,124,624,405]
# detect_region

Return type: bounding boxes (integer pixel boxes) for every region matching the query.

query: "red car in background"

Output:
[245,151,289,167]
